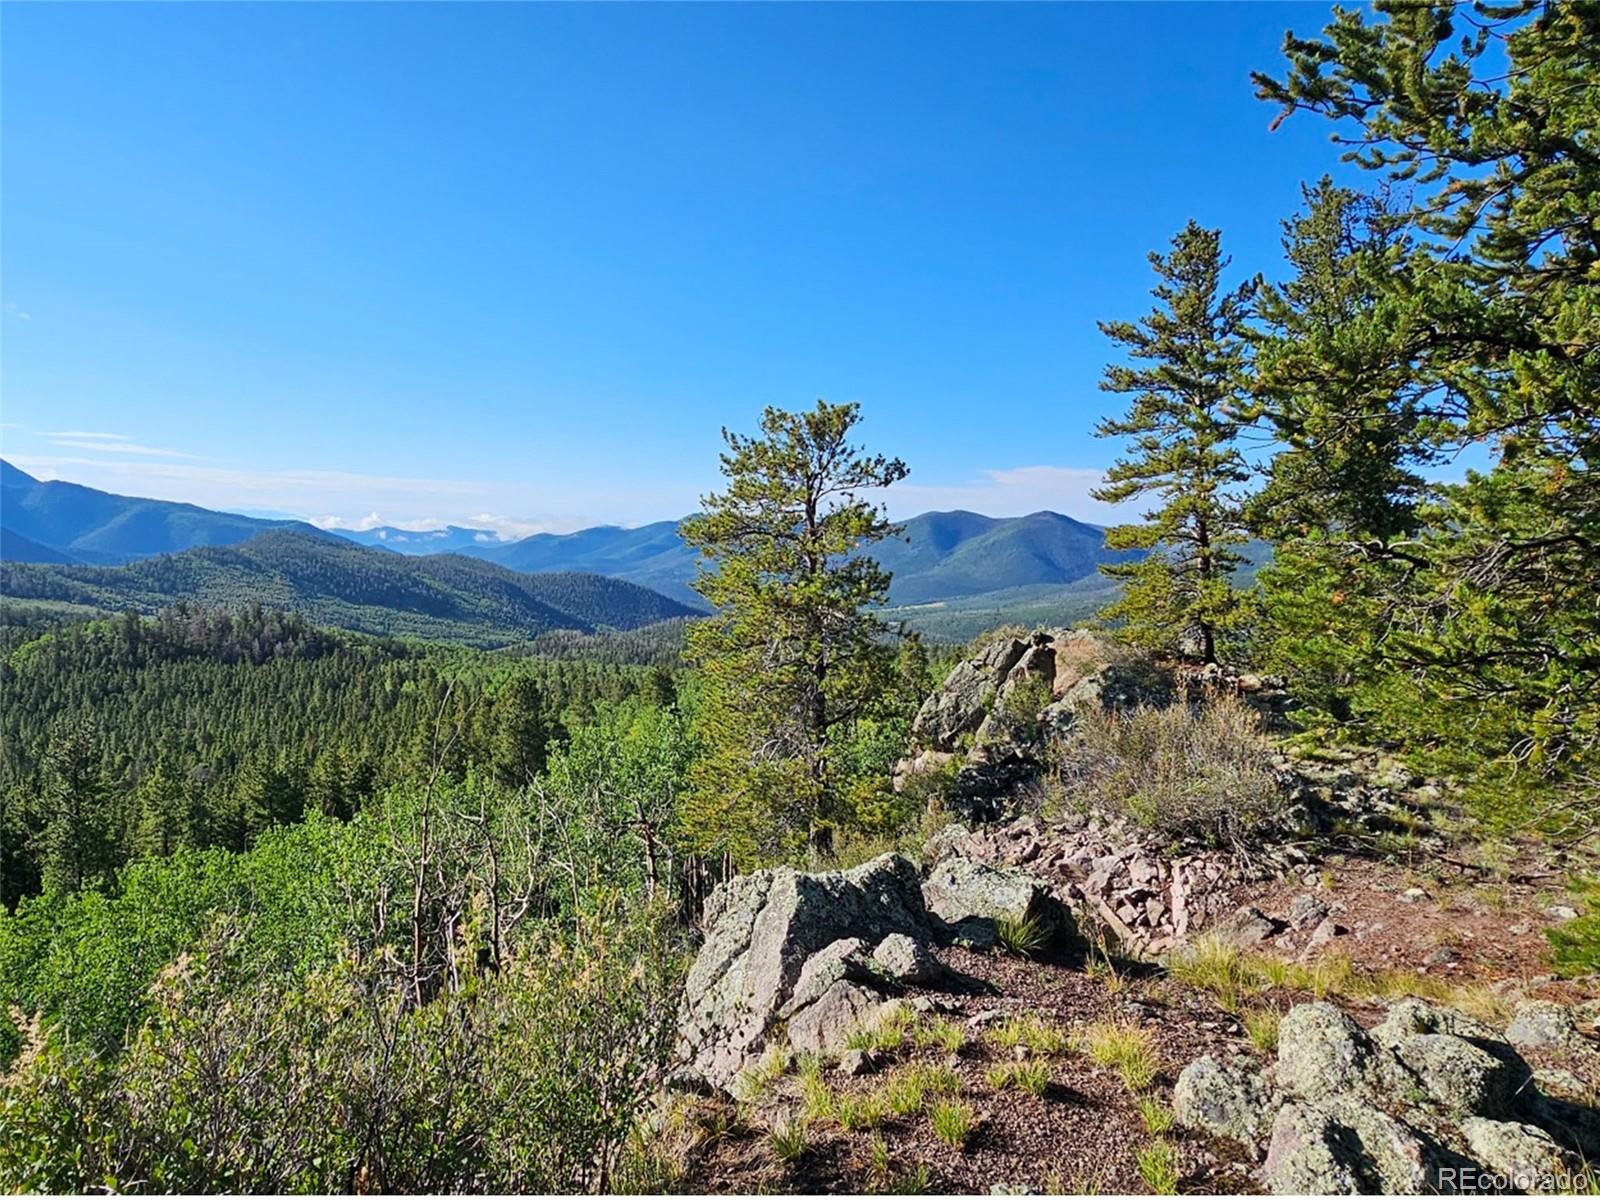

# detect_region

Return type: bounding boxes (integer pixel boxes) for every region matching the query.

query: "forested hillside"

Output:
[0,604,677,905]
[0,529,700,645]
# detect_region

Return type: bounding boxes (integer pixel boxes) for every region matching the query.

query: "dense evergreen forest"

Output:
[0,603,685,906]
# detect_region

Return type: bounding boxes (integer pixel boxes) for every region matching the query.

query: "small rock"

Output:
[1399,887,1427,904]
[1423,946,1454,967]
[1506,1000,1577,1050]
[871,932,943,985]
[1174,1055,1280,1144]
[1544,905,1579,922]
[1299,917,1347,958]
[837,1048,879,1077]
[788,981,886,1056]
[1287,893,1329,931]
[1213,905,1280,946]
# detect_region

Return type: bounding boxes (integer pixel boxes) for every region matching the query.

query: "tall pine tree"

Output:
[1257,1,1600,838]
[679,400,908,866]
[1092,221,1256,664]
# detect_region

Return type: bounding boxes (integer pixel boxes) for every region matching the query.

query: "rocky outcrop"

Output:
[678,848,1067,1092]
[909,634,1032,752]
[900,629,1177,822]
[1173,998,1594,1195]
[920,813,1311,955]
[922,855,1075,950]
[677,853,931,1092]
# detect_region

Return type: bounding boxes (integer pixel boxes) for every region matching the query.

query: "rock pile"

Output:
[1175,999,1599,1194]
[927,814,1310,955]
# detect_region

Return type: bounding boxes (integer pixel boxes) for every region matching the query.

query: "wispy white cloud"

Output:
[45,430,132,440]
[5,454,652,536]
[50,438,204,459]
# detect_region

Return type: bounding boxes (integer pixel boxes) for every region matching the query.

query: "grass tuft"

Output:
[769,1116,807,1163]
[929,1099,977,1149]
[1136,1139,1180,1194]
[1081,1020,1158,1092]
[996,912,1052,958]
[1243,1006,1281,1053]
[912,1017,966,1053]
[882,1069,927,1117]
[1137,1096,1175,1135]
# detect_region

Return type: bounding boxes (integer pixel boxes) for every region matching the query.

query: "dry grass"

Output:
[1168,934,1524,1020]
[1080,1020,1158,1092]
[1066,693,1288,849]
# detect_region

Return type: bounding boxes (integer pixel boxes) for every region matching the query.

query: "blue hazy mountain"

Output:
[466,509,1135,608]
[1,461,1145,620]
[0,459,320,565]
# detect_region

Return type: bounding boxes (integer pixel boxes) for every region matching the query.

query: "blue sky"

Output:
[3,2,1358,535]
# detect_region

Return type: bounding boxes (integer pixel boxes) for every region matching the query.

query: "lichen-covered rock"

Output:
[1262,1103,1361,1195]
[1391,1032,1518,1118]
[1506,1000,1577,1050]
[871,932,943,985]
[678,853,928,1092]
[1174,1055,1280,1144]
[1263,1099,1431,1195]
[777,937,870,1019]
[1276,1002,1383,1102]
[1460,1118,1572,1194]
[910,637,1028,751]
[921,855,1073,947]
[787,980,885,1055]
[1372,997,1500,1046]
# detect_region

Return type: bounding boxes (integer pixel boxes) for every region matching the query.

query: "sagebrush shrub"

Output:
[1064,694,1287,850]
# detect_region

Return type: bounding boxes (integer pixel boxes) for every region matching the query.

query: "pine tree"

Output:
[1256,1,1600,836]
[131,761,190,859]
[1249,180,1434,721]
[34,721,116,894]
[679,400,908,865]
[489,676,548,788]
[1092,221,1257,664]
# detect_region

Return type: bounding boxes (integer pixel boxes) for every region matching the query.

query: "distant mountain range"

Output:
[1,459,322,564]
[0,459,1153,640]
[0,527,698,646]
